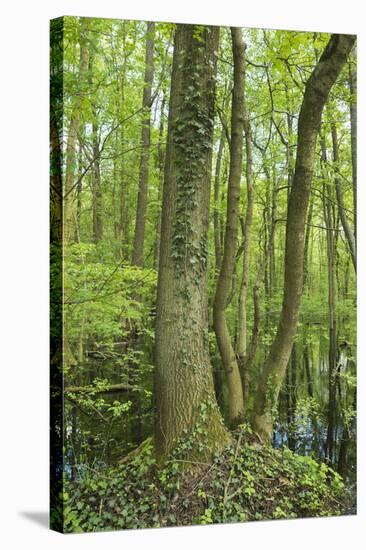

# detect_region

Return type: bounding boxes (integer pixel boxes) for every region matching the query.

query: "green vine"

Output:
[171,29,215,286]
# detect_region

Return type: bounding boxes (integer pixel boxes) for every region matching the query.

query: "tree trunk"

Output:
[348,56,357,250]
[331,123,356,272]
[63,19,89,245]
[132,22,155,266]
[303,195,313,291]
[237,73,254,377]
[322,137,338,462]
[75,139,83,241]
[91,118,103,243]
[213,127,225,274]
[154,94,166,269]
[213,27,246,425]
[155,24,229,460]
[251,34,356,445]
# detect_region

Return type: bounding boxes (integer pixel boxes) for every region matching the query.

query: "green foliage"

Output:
[62,426,350,533]
[52,18,357,533]
[64,243,157,346]
[171,32,215,281]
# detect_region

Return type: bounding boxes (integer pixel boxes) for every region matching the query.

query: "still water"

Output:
[64,327,356,494]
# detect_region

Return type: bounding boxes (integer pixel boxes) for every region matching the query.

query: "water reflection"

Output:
[64,328,356,496]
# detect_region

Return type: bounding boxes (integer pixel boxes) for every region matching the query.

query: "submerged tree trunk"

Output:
[132,22,155,266]
[213,27,246,425]
[155,24,229,459]
[251,34,356,444]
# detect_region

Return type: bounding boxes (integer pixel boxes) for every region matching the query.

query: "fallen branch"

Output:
[64,383,133,394]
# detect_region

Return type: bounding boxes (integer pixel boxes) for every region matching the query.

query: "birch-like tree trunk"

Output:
[63,19,89,245]
[132,22,155,266]
[213,27,246,424]
[251,33,356,444]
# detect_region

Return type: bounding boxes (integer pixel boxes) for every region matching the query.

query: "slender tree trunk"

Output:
[348,57,357,249]
[155,24,229,459]
[154,94,166,269]
[213,127,225,273]
[91,118,103,243]
[64,19,89,244]
[75,139,83,241]
[132,22,155,266]
[303,328,314,398]
[331,123,356,272]
[50,110,63,246]
[269,165,278,296]
[251,34,356,444]
[321,137,338,462]
[237,76,254,374]
[213,27,246,425]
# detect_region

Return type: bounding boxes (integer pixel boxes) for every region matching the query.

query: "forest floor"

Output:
[60,426,354,533]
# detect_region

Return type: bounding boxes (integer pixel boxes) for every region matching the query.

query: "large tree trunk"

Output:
[155,24,229,460]
[251,34,356,445]
[213,27,246,425]
[132,22,155,266]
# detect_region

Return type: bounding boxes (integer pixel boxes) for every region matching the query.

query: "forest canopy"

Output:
[50,17,356,533]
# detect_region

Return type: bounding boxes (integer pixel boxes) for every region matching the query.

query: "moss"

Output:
[61,425,353,533]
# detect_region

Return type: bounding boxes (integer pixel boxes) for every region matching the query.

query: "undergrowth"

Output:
[59,425,352,533]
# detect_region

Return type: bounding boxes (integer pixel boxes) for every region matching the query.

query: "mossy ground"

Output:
[60,426,354,533]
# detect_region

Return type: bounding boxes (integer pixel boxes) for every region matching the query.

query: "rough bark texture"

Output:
[251,33,356,445]
[155,25,229,459]
[132,22,155,266]
[213,27,246,424]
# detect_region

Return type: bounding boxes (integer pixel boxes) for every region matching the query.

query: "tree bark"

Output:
[348,56,357,250]
[213,27,246,425]
[213,127,225,273]
[331,123,356,272]
[91,117,103,243]
[63,19,89,245]
[155,25,229,460]
[132,22,155,266]
[251,34,356,445]
[154,93,166,269]
[237,67,254,375]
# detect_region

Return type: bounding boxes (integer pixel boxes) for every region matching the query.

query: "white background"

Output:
[0,0,365,548]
